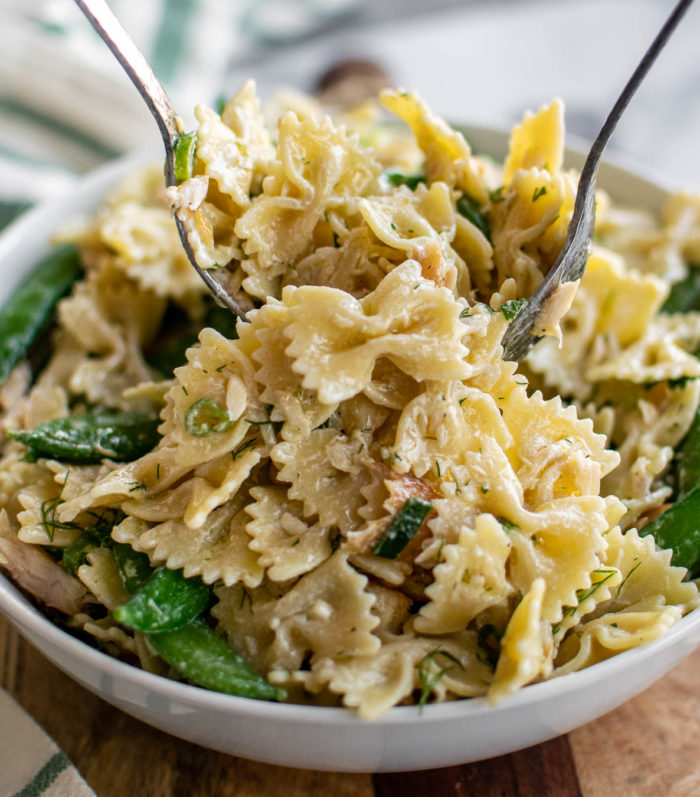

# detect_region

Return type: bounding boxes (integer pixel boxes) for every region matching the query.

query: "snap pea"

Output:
[676,407,700,501]
[640,487,700,575]
[0,244,82,385]
[61,511,127,575]
[10,412,160,463]
[661,264,700,314]
[147,618,286,701]
[113,566,211,633]
[112,542,154,595]
[147,303,239,376]
[456,194,492,243]
[61,529,105,575]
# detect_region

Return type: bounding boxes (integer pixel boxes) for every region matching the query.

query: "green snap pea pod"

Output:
[147,618,286,701]
[113,567,211,633]
[112,542,154,595]
[10,412,160,463]
[456,194,492,243]
[61,530,104,575]
[148,303,239,376]
[640,487,700,575]
[0,244,82,385]
[676,407,700,501]
[661,265,700,314]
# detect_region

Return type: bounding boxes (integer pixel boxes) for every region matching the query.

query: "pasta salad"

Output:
[0,83,698,720]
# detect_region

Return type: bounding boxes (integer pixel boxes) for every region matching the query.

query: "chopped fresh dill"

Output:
[232,438,257,460]
[39,472,77,542]
[416,648,464,712]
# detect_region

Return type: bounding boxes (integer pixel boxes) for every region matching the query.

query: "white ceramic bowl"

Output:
[1,133,698,773]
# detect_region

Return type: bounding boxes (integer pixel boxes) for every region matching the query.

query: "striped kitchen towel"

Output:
[0,0,241,214]
[0,0,367,229]
[0,689,94,797]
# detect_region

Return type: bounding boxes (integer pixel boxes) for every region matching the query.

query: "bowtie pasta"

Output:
[0,82,698,721]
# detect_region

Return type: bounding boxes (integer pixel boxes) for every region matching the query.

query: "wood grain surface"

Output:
[1,612,698,797]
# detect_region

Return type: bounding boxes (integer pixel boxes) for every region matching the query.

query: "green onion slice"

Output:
[184,398,233,437]
[173,131,198,182]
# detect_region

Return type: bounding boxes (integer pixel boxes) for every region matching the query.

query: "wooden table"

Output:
[1,613,698,797]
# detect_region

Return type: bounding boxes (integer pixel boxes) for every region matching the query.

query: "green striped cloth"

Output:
[0,0,367,231]
[0,689,94,796]
[0,0,246,224]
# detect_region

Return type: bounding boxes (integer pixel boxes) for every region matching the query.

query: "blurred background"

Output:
[1,0,699,223]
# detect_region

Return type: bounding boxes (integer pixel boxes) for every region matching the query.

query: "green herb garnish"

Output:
[416,648,463,711]
[185,398,233,437]
[500,298,527,321]
[384,170,426,190]
[477,624,503,671]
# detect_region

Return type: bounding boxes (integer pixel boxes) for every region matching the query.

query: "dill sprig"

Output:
[40,471,78,542]
[616,561,642,597]
[232,438,257,460]
[416,648,464,712]
[552,568,618,634]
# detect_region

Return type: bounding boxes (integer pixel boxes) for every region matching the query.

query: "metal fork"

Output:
[73,0,249,321]
[502,0,694,361]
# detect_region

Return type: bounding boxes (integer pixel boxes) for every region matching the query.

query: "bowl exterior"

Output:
[4,576,700,772]
[0,143,697,772]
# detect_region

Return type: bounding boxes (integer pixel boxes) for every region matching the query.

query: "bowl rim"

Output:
[0,129,697,726]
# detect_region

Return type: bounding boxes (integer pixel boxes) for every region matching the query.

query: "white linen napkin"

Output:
[0,689,94,797]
